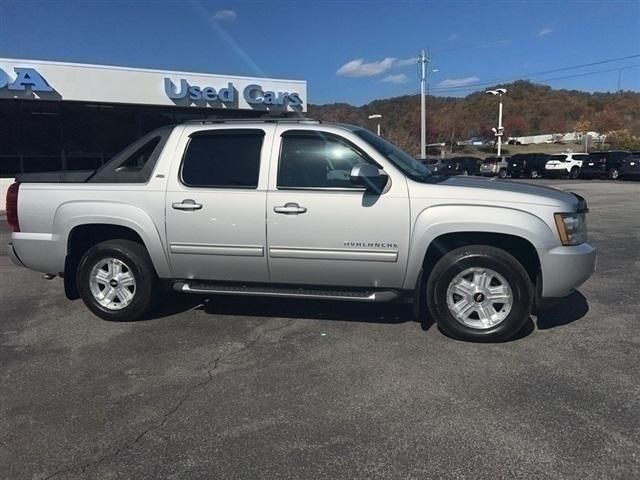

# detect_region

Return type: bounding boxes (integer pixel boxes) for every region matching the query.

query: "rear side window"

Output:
[550,155,567,161]
[278,131,371,189]
[118,137,161,171]
[181,129,264,188]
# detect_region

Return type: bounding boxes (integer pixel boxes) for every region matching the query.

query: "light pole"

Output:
[368,114,382,136]
[486,88,507,156]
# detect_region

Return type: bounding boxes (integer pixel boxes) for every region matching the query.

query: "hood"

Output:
[416,175,578,209]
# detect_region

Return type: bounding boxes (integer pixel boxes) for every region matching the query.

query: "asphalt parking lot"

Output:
[1,179,639,479]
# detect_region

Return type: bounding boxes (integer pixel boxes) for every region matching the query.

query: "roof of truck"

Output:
[182,117,362,132]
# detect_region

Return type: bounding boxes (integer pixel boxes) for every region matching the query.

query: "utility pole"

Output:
[486,89,507,157]
[368,114,382,136]
[418,49,428,158]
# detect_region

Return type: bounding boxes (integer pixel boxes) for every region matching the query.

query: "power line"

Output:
[429,53,640,91]
[429,64,640,95]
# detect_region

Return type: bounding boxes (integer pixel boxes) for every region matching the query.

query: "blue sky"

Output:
[1,0,639,105]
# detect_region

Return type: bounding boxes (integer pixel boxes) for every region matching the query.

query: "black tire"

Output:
[498,169,507,179]
[426,245,533,342]
[77,239,158,321]
[569,167,580,179]
[609,168,620,180]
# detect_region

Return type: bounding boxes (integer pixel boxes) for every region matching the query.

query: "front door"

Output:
[266,127,410,288]
[165,126,273,282]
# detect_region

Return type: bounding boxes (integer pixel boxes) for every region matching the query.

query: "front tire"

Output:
[77,239,158,321]
[609,168,620,180]
[569,167,580,179]
[426,245,533,342]
[498,169,507,179]
[530,169,540,179]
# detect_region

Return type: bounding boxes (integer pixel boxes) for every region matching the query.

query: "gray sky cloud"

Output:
[437,76,480,88]
[336,56,415,77]
[381,73,409,84]
[214,9,237,21]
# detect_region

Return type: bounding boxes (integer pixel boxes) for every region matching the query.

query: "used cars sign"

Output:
[0,58,307,111]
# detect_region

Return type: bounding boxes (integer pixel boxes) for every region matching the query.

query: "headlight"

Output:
[554,212,587,246]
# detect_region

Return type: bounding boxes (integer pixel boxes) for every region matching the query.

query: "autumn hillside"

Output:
[308,81,640,156]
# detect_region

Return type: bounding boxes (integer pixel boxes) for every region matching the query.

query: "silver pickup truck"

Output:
[6,118,596,341]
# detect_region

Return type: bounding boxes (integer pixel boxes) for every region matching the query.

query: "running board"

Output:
[172,281,400,302]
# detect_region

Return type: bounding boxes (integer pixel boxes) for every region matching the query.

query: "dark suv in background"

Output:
[444,156,482,175]
[580,151,630,179]
[507,153,551,179]
[620,152,640,180]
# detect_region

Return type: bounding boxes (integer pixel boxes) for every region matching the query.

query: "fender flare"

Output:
[402,204,557,289]
[53,200,171,278]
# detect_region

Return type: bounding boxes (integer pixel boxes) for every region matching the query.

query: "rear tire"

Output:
[426,245,533,342]
[609,168,620,180]
[77,239,158,321]
[569,167,580,179]
[498,169,507,179]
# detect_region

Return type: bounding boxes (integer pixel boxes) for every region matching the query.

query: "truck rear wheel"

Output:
[426,245,533,342]
[77,239,157,321]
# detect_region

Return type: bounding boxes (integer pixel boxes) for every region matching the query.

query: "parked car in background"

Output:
[444,156,482,176]
[544,153,589,179]
[620,152,640,180]
[418,156,448,175]
[480,156,509,178]
[507,153,551,179]
[580,151,630,179]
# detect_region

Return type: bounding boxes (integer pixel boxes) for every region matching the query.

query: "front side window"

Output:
[278,131,371,189]
[181,129,264,188]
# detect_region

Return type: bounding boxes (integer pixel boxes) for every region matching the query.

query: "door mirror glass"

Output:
[350,164,388,194]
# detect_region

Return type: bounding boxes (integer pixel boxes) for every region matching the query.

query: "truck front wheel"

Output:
[426,245,533,342]
[77,239,158,321]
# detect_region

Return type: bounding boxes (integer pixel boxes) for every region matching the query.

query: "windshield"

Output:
[354,129,431,180]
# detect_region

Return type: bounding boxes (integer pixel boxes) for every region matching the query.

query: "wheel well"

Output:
[63,224,146,299]
[422,232,540,285]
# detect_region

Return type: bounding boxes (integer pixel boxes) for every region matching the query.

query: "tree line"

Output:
[308,81,640,155]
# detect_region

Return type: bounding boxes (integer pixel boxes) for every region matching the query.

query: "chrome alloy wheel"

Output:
[89,258,136,310]
[446,267,513,329]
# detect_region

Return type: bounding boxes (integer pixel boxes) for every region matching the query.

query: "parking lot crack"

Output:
[40,320,293,479]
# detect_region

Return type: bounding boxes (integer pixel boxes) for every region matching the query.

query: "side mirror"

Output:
[350,164,388,194]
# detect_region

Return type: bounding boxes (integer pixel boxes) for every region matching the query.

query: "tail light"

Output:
[6,182,20,232]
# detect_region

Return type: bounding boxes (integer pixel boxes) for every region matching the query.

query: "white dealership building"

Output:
[0,57,307,209]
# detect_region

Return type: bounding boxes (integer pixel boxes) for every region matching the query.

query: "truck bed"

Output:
[14,171,95,183]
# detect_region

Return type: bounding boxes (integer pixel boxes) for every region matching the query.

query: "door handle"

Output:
[172,199,203,211]
[274,202,307,215]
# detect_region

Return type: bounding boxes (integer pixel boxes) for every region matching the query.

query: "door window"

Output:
[181,129,264,188]
[278,131,371,189]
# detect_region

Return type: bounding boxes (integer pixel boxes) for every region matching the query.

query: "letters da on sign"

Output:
[0,67,54,92]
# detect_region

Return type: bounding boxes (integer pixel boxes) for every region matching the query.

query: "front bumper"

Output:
[538,243,597,298]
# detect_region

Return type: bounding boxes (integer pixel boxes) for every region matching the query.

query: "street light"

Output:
[486,88,507,156]
[368,114,382,136]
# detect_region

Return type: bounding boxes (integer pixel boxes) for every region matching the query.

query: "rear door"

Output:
[265,127,410,288]
[165,126,273,282]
